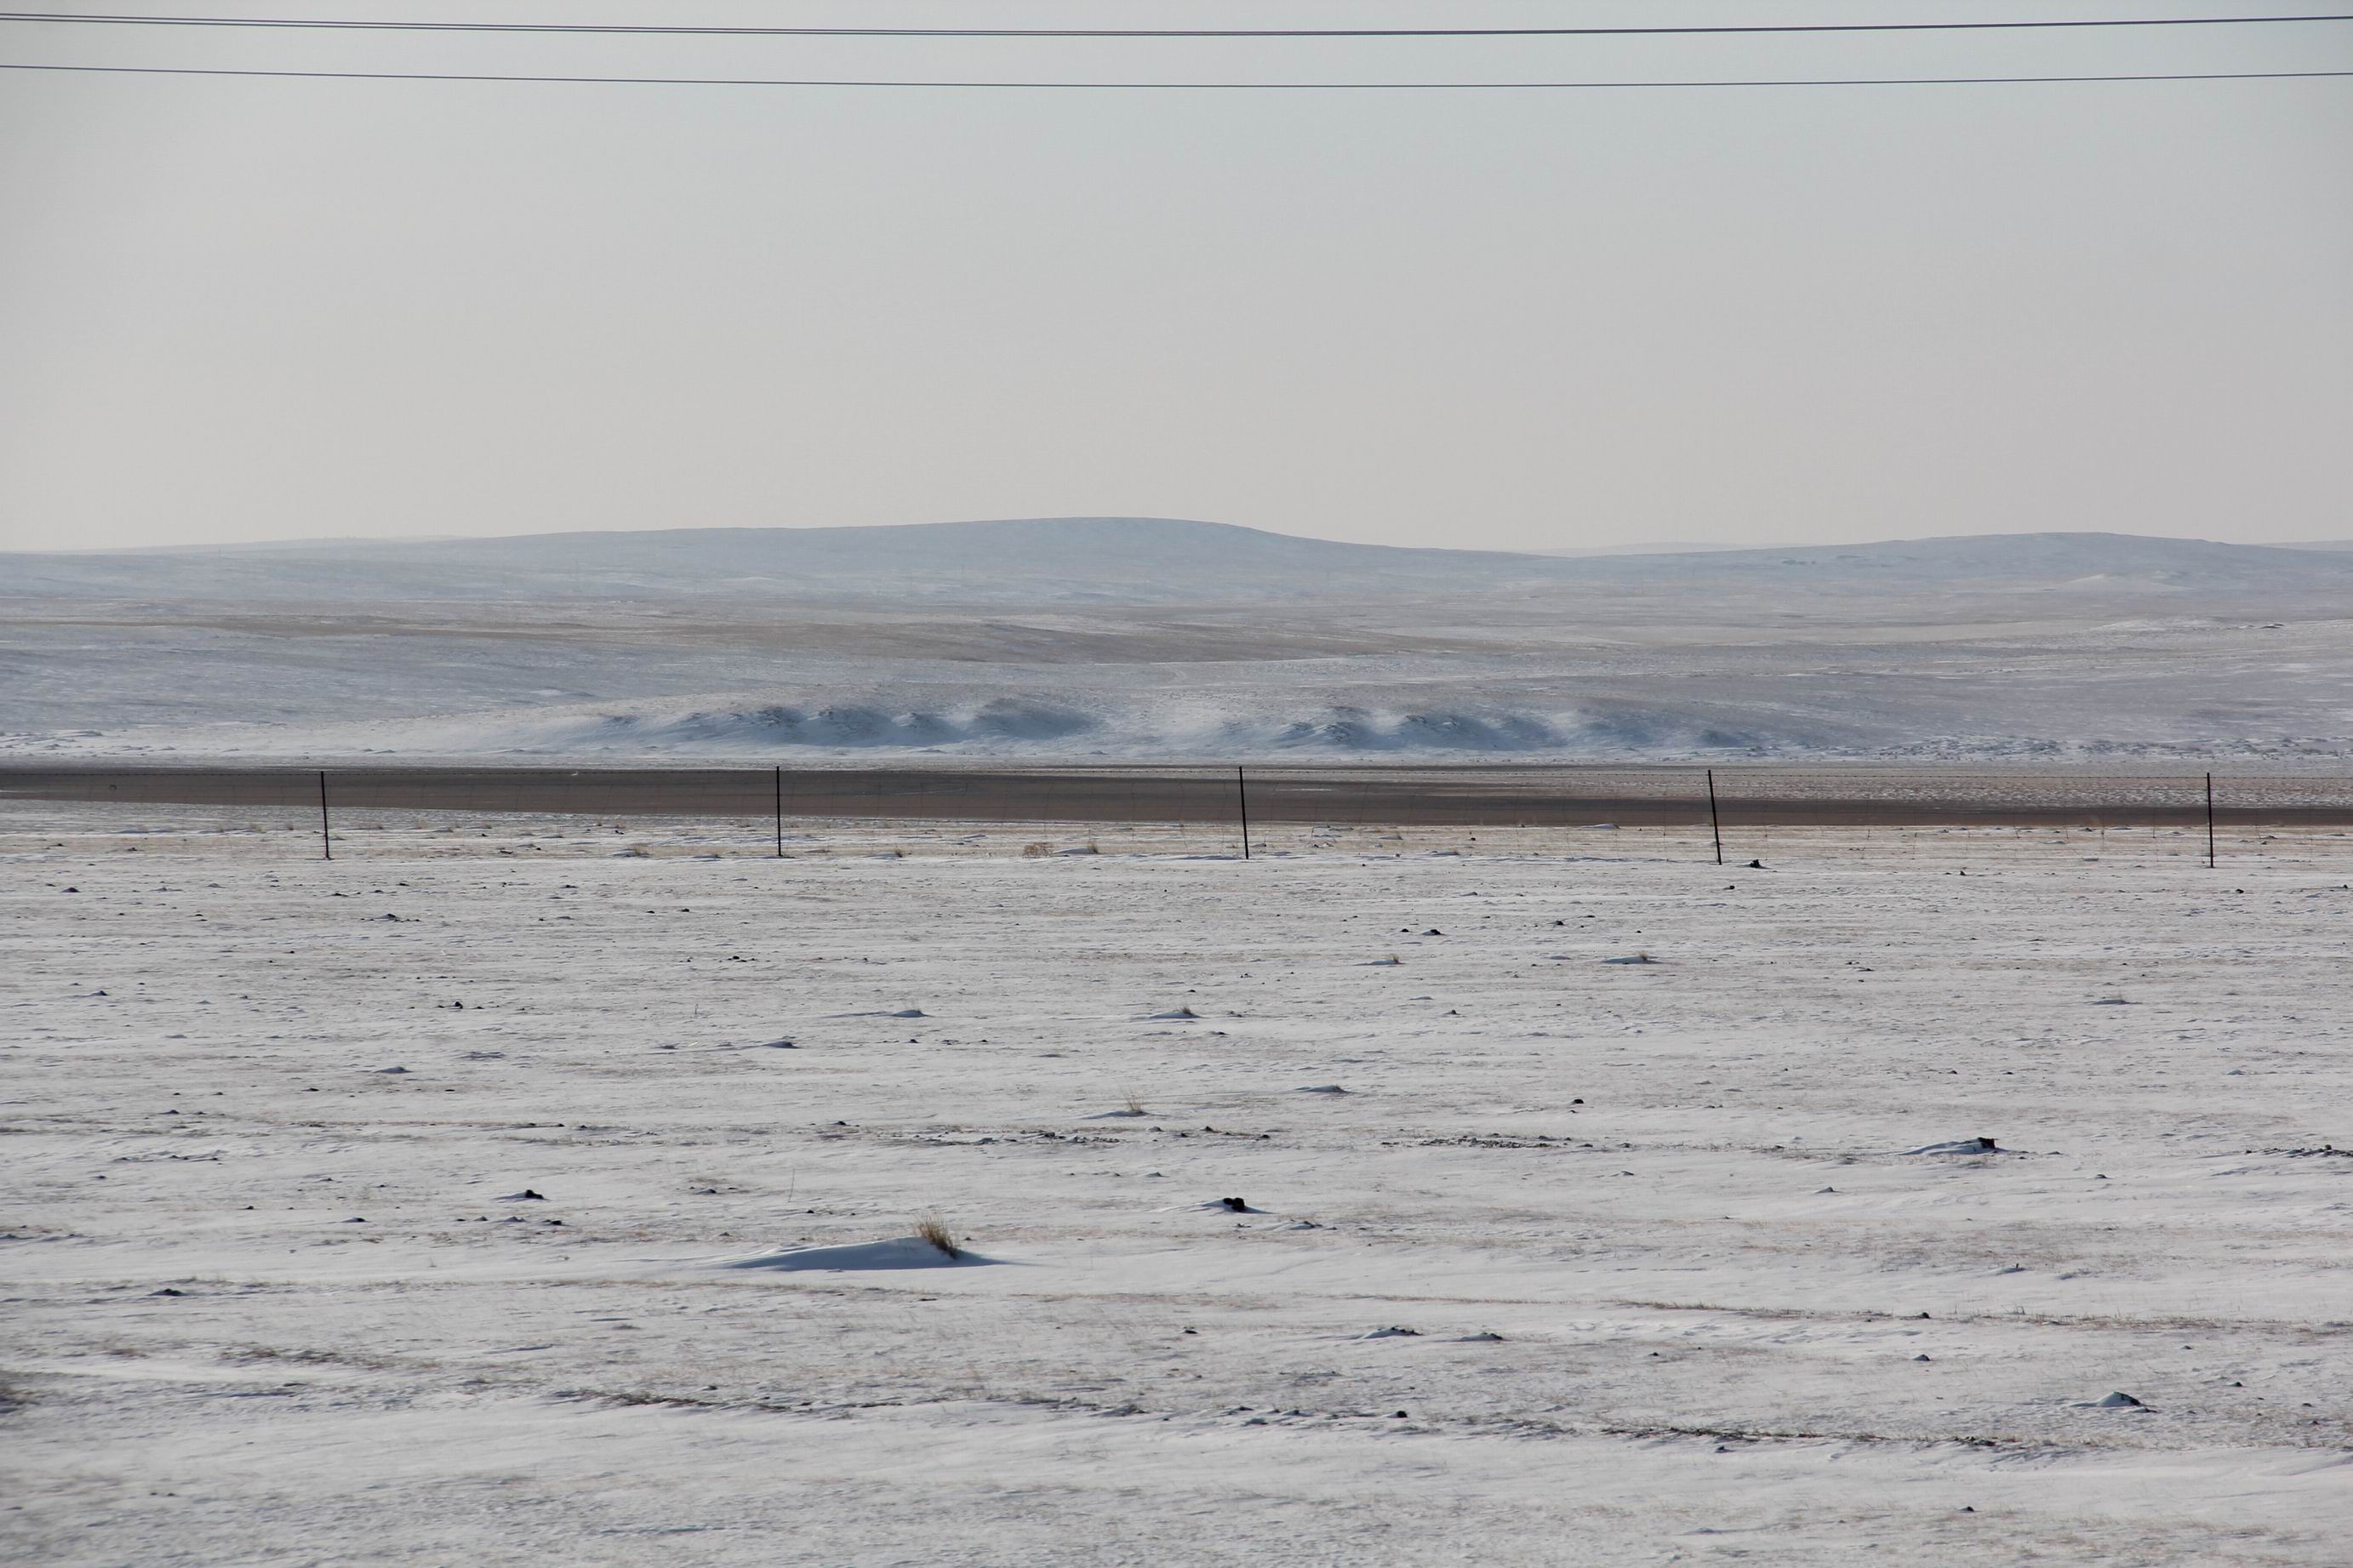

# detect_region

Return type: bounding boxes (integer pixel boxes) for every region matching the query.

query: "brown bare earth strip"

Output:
[5,761,2350,828]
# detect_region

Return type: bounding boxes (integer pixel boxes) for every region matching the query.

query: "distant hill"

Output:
[3,517,1547,604]
[7,517,2349,606]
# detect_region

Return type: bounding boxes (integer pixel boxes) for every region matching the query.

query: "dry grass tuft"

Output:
[914,1213,961,1259]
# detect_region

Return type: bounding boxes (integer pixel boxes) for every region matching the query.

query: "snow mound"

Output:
[1903,1138,2004,1155]
[66,685,1877,763]
[721,1236,995,1272]
[407,697,1102,754]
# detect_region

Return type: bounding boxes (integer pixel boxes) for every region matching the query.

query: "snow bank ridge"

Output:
[293,693,1823,760]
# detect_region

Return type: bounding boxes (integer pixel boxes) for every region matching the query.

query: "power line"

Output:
[5,60,2350,87]
[3,9,2350,38]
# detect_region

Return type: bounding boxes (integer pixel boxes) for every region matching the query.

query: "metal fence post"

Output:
[1237,765,1251,860]
[317,769,331,861]
[1705,768,1723,867]
[774,765,785,858]
[2206,772,2216,870]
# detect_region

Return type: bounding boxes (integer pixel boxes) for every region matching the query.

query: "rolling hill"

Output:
[9,517,2353,606]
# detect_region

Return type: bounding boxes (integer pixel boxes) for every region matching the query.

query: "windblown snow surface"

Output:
[5,804,2352,1565]
[9,521,2353,763]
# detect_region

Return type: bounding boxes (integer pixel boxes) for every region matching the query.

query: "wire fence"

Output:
[7,761,2353,864]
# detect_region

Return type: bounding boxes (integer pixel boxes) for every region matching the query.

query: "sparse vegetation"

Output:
[914,1212,961,1258]
[227,1343,411,1372]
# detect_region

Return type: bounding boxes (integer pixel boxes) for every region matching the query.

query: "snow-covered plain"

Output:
[7,806,2353,1565]
[10,522,2353,763]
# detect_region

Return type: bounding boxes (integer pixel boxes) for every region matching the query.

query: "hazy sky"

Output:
[3,3,2349,554]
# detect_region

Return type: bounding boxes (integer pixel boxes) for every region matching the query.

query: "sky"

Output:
[2,3,2350,555]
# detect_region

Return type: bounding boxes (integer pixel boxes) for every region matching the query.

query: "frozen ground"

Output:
[5,807,2353,1565]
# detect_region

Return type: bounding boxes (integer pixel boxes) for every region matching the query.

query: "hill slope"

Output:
[4,517,1548,604]
[9,518,2353,606]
